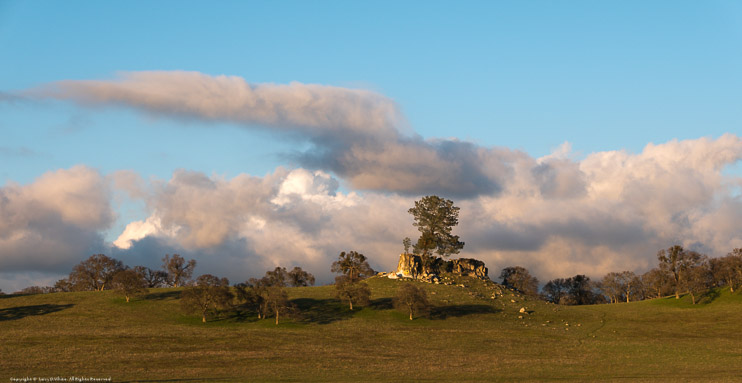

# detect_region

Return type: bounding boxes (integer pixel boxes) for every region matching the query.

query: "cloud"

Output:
[0,166,113,276]
[104,135,742,286]
[23,71,514,197]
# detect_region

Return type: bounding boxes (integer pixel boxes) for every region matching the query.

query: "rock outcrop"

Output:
[392,253,488,281]
[447,258,488,279]
[396,253,421,278]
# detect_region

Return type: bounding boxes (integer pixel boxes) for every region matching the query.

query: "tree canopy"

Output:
[180,274,232,323]
[499,266,539,296]
[162,254,197,287]
[408,195,464,258]
[69,254,125,291]
[331,251,374,283]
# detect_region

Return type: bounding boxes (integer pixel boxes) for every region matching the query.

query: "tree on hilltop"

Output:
[162,254,197,287]
[499,266,539,296]
[331,251,373,310]
[236,269,298,324]
[331,251,374,283]
[657,245,705,299]
[69,254,125,291]
[288,267,315,287]
[408,195,464,259]
[641,268,672,299]
[709,250,742,293]
[180,274,232,323]
[335,275,371,311]
[133,266,168,288]
[112,269,148,302]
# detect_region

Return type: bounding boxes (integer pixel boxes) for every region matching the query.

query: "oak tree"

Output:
[657,245,705,299]
[133,266,168,288]
[112,269,148,302]
[180,274,232,323]
[393,283,431,320]
[288,267,316,287]
[334,275,371,311]
[69,254,125,291]
[162,254,197,287]
[499,266,539,296]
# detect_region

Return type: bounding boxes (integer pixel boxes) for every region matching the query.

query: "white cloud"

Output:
[105,135,742,285]
[0,166,113,275]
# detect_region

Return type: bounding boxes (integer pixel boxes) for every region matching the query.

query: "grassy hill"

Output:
[1,276,741,382]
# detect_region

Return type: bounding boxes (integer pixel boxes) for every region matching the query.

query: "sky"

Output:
[1,1,742,292]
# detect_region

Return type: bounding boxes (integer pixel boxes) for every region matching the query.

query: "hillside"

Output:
[1,276,741,382]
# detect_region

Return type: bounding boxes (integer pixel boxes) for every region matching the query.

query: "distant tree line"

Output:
[498,246,742,306]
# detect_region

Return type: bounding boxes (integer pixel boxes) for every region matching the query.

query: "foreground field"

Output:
[1,276,741,382]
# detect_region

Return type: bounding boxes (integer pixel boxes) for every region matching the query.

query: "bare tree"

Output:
[393,283,431,320]
[685,261,712,304]
[657,245,705,299]
[499,266,539,296]
[542,278,570,304]
[710,251,742,293]
[69,254,125,291]
[334,275,371,311]
[133,266,168,288]
[112,269,148,302]
[641,268,671,299]
[162,254,197,287]
[180,274,232,323]
[600,272,622,303]
[237,269,297,323]
[264,286,294,325]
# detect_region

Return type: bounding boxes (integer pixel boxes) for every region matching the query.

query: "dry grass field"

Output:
[1,276,741,382]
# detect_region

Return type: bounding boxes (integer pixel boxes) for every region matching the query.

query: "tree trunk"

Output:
[690,292,696,305]
[125,296,130,303]
[275,310,279,325]
[349,301,353,310]
[409,311,413,320]
[675,290,680,299]
[202,315,206,323]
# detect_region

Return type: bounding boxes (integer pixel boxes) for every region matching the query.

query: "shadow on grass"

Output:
[0,304,74,321]
[700,289,721,304]
[369,297,393,310]
[292,298,354,324]
[142,290,181,301]
[429,304,500,320]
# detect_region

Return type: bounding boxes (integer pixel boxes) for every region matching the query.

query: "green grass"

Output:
[1,277,741,382]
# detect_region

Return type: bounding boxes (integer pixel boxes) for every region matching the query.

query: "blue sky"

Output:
[3,1,742,182]
[1,1,741,291]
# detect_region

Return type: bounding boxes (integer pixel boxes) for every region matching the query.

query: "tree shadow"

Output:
[369,297,393,310]
[429,304,500,320]
[142,290,181,301]
[700,288,722,304]
[291,298,354,324]
[0,304,74,321]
